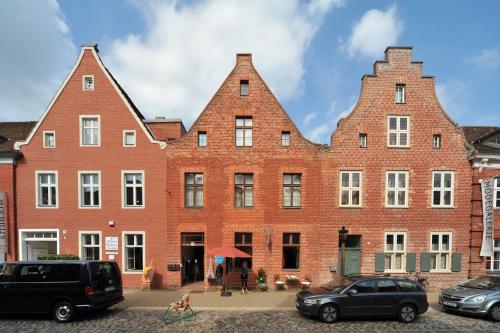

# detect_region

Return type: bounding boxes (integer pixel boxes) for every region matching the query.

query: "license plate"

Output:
[442,301,458,308]
[105,286,116,291]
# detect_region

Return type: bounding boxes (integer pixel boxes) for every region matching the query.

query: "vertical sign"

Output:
[480,178,495,257]
[0,192,7,259]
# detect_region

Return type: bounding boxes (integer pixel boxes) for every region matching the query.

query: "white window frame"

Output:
[489,239,500,271]
[121,170,145,209]
[494,178,499,209]
[43,131,56,149]
[235,117,253,147]
[385,171,409,208]
[82,75,94,91]
[198,131,207,147]
[78,231,102,260]
[281,132,290,147]
[339,171,362,207]
[433,134,441,149]
[78,171,101,209]
[123,130,136,147]
[35,171,58,209]
[122,231,145,274]
[432,171,454,208]
[79,115,101,147]
[395,85,405,104]
[359,133,367,148]
[384,232,407,272]
[387,116,410,147]
[429,232,452,272]
[18,229,60,261]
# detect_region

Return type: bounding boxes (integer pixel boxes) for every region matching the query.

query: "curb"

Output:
[124,306,297,312]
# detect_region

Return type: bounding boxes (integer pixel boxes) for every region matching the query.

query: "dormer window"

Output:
[240,80,249,96]
[83,75,94,91]
[395,84,405,104]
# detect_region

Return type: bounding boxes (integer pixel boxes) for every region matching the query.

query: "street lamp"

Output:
[339,226,349,276]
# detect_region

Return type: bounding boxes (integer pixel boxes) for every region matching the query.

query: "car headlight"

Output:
[465,295,487,303]
[303,298,321,305]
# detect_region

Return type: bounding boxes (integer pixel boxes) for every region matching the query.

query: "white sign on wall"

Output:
[480,178,495,257]
[0,192,7,256]
[105,237,119,251]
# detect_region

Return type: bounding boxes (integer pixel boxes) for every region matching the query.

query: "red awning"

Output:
[207,246,252,258]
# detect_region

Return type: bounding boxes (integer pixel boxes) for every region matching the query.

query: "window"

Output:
[282,131,290,147]
[81,233,100,260]
[17,264,80,282]
[198,131,207,147]
[495,178,499,209]
[432,171,454,207]
[185,173,203,208]
[235,174,253,208]
[396,280,419,292]
[377,279,399,292]
[430,232,452,271]
[387,116,409,147]
[83,75,94,91]
[235,233,252,269]
[123,233,144,272]
[386,171,408,207]
[283,173,301,208]
[236,117,252,147]
[433,134,441,149]
[123,172,144,208]
[36,172,57,208]
[43,131,55,148]
[123,130,136,147]
[395,84,405,104]
[80,116,100,146]
[359,133,367,148]
[340,171,362,207]
[384,232,406,271]
[79,172,100,208]
[487,239,500,271]
[240,80,249,96]
[283,233,300,269]
[351,280,375,293]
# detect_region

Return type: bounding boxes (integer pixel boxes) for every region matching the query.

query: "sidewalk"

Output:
[120,288,440,311]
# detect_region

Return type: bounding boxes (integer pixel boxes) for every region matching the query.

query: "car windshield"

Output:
[459,276,500,291]
[321,277,354,292]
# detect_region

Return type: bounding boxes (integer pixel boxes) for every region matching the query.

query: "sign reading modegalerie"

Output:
[0,192,7,260]
[480,178,495,257]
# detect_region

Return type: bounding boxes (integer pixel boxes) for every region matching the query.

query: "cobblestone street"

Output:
[0,306,499,333]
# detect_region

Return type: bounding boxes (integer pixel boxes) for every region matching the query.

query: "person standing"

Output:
[216,264,223,286]
[240,261,249,294]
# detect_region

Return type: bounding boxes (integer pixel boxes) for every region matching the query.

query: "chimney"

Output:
[236,53,252,66]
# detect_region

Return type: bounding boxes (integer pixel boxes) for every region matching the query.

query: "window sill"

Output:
[385,206,409,209]
[80,144,101,147]
[122,270,143,275]
[185,207,204,209]
[283,207,302,209]
[384,270,406,274]
[386,146,410,149]
[283,269,300,272]
[79,206,102,209]
[429,270,452,274]
[339,205,363,209]
[122,206,145,209]
[234,206,254,209]
[431,206,455,209]
[36,206,58,209]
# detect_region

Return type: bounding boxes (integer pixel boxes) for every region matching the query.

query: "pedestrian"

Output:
[240,261,249,294]
[216,264,223,286]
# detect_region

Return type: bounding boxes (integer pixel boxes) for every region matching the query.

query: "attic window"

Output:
[395,84,405,104]
[281,131,290,147]
[83,75,94,91]
[433,134,441,149]
[240,80,249,96]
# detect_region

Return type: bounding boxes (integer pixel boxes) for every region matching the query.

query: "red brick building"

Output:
[4,45,497,289]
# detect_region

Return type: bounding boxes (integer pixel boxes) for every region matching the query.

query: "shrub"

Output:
[37,254,80,260]
[256,267,268,291]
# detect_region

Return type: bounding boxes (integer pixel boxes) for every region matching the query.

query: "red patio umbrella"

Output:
[207,246,251,296]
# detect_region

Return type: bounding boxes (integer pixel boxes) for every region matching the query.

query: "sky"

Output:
[1,0,499,144]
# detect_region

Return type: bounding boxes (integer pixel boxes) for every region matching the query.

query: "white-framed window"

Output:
[433,134,441,149]
[123,130,136,147]
[386,171,409,208]
[432,171,454,207]
[387,116,410,147]
[395,85,405,104]
[122,232,145,273]
[384,232,406,272]
[282,131,290,147]
[43,131,56,148]
[79,171,101,208]
[430,232,452,272]
[83,75,94,91]
[80,115,100,146]
[340,171,362,207]
[495,178,499,209]
[79,232,101,260]
[122,171,144,208]
[36,171,58,208]
[283,173,301,208]
[236,117,252,147]
[240,80,249,96]
[198,131,207,147]
[359,133,367,148]
[488,239,500,271]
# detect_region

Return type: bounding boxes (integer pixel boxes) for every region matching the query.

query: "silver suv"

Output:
[439,275,500,322]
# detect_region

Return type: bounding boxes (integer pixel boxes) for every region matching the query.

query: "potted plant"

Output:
[256,267,268,291]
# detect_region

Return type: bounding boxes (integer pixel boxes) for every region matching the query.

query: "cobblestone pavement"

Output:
[0,307,499,333]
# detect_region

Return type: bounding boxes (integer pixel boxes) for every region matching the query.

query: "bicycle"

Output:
[405,271,429,291]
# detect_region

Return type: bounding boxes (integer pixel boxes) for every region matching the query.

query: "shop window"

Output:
[234,233,252,269]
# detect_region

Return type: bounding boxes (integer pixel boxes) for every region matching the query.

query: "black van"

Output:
[0,260,123,322]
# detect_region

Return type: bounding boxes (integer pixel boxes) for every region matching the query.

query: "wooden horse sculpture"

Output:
[163,294,196,322]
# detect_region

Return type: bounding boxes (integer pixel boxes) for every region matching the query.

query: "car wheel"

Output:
[53,301,75,323]
[398,304,417,323]
[319,304,339,323]
[489,303,500,322]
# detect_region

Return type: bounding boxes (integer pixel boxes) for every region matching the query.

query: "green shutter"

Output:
[451,253,462,272]
[375,253,385,272]
[420,253,431,272]
[406,253,416,272]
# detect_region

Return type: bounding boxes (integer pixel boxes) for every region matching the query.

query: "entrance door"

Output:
[181,233,204,285]
[338,235,361,276]
[27,241,56,260]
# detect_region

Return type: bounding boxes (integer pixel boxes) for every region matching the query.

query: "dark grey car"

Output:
[439,275,500,321]
[296,275,428,323]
